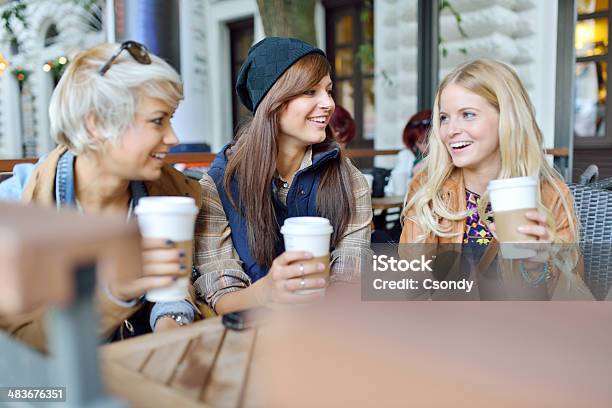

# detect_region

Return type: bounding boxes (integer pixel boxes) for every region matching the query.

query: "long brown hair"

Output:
[224,53,355,266]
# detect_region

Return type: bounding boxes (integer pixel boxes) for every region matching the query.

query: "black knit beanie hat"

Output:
[235,37,326,113]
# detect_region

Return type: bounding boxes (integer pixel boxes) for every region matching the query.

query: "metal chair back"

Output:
[569,183,612,300]
[579,164,599,185]
[588,177,612,191]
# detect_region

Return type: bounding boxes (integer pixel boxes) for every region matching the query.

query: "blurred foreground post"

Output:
[0,202,142,407]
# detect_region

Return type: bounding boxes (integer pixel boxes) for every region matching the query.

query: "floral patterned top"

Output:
[463,189,494,246]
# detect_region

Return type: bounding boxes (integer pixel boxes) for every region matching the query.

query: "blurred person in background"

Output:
[329,105,356,149]
[387,109,431,197]
[0,42,201,352]
[396,109,431,177]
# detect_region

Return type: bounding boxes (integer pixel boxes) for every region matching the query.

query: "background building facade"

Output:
[0,0,104,157]
[2,0,598,180]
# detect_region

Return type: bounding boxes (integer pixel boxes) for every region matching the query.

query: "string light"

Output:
[41,57,69,75]
[0,53,8,75]
[14,66,27,83]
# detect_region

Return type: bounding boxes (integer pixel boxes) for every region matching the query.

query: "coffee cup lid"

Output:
[280,217,333,235]
[488,176,537,191]
[134,196,198,215]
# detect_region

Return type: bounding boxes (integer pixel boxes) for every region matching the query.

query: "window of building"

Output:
[324,0,374,151]
[228,18,254,132]
[87,3,104,32]
[10,38,20,56]
[44,24,59,48]
[574,0,612,147]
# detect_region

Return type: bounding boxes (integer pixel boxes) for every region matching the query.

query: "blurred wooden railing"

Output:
[0,147,570,173]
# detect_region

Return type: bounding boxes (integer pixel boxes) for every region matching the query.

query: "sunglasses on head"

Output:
[408,119,432,129]
[99,41,151,76]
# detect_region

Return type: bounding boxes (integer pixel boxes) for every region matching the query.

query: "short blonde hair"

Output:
[49,43,183,154]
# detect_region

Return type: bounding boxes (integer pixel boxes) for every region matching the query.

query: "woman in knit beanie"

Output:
[194,37,372,313]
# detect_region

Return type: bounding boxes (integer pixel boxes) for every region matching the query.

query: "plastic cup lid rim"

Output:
[281,217,333,235]
[488,176,537,190]
[135,196,198,215]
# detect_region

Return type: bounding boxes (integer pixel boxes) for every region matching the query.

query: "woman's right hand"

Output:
[109,238,187,302]
[258,251,328,304]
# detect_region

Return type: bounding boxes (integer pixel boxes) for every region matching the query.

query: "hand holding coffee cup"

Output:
[280,217,333,295]
[259,251,327,304]
[109,237,189,302]
[488,177,548,259]
[134,196,198,302]
[488,211,551,243]
[516,210,551,241]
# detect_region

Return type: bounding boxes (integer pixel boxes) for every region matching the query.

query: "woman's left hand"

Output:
[109,238,186,302]
[516,211,553,264]
[517,211,551,242]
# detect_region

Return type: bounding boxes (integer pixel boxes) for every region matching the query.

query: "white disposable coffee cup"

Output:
[488,176,537,259]
[392,171,410,197]
[134,196,198,302]
[488,176,537,213]
[280,217,333,295]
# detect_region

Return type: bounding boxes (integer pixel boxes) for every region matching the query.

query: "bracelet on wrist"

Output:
[154,313,190,327]
[519,260,550,287]
[103,285,145,308]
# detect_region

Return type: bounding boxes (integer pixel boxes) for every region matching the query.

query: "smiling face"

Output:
[102,96,179,181]
[278,74,335,148]
[438,83,501,175]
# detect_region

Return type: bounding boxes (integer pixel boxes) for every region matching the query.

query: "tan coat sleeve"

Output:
[95,289,144,340]
[0,309,48,353]
[399,172,427,244]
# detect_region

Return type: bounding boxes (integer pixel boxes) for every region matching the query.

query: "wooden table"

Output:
[101,317,260,408]
[371,194,405,210]
[99,289,612,408]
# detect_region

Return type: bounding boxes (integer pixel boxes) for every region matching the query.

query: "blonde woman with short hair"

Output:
[0,42,201,351]
[401,58,578,245]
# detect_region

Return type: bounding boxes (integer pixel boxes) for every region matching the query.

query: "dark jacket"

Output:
[207,143,340,282]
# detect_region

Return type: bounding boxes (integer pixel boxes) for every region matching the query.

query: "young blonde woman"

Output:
[194,37,372,314]
[399,59,586,299]
[401,58,578,246]
[0,42,201,351]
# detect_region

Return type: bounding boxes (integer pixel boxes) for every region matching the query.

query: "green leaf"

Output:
[438,0,469,55]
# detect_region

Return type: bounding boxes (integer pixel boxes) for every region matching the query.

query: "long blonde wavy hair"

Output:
[402,59,579,243]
